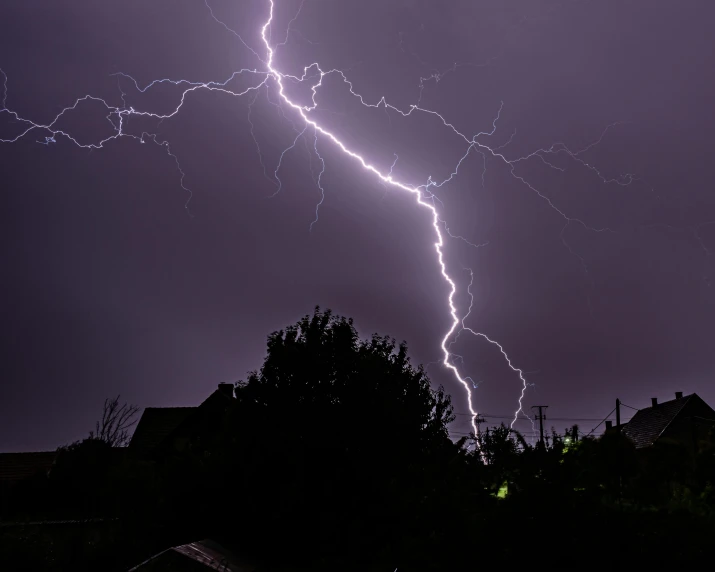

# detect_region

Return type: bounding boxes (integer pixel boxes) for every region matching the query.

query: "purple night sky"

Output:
[1,0,714,451]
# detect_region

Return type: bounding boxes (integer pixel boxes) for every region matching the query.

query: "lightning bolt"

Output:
[0,1,642,438]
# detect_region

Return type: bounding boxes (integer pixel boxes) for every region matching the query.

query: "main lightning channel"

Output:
[260,0,494,434]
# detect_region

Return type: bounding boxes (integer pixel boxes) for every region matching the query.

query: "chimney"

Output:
[605,420,613,430]
[218,382,234,399]
[675,391,683,399]
[651,397,658,407]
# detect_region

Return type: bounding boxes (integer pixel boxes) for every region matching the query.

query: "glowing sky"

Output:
[1,0,714,450]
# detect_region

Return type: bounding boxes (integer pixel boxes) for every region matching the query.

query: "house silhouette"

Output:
[619,392,715,456]
[129,383,235,459]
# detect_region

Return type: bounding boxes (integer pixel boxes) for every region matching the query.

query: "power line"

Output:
[454,412,612,422]
[450,412,634,438]
[451,422,631,436]
[586,407,616,436]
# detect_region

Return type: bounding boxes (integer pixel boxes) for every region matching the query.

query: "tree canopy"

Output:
[233,307,454,451]
[214,308,460,568]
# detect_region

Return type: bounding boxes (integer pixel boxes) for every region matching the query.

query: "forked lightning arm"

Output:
[0,0,640,434]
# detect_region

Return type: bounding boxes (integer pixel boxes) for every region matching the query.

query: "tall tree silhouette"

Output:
[213,307,458,568]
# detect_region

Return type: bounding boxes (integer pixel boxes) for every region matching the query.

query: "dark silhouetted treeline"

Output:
[3,308,715,570]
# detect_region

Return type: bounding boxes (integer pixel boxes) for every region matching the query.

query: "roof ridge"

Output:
[655,394,691,441]
[623,394,695,448]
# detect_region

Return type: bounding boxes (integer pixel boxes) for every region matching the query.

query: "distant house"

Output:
[0,384,235,517]
[0,451,57,487]
[129,383,235,458]
[0,451,57,516]
[619,392,715,457]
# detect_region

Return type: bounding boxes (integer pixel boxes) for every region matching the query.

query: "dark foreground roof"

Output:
[621,394,692,448]
[128,539,254,571]
[0,452,57,485]
[129,407,196,452]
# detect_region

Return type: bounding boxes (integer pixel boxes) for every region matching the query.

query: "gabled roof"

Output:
[197,384,234,412]
[621,394,693,448]
[0,452,57,484]
[129,407,196,452]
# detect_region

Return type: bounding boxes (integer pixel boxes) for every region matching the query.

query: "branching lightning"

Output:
[0,0,644,437]
[460,269,534,430]
[247,87,277,188]
[308,128,326,231]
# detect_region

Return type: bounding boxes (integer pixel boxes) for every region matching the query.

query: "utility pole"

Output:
[615,398,623,507]
[531,405,549,448]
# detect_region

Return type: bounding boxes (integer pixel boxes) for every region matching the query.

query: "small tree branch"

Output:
[91,395,139,446]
